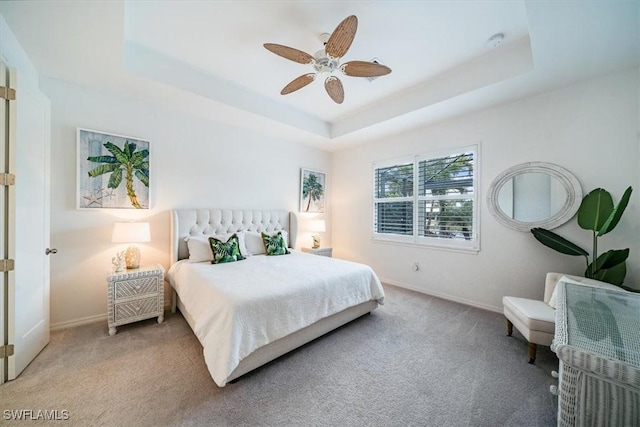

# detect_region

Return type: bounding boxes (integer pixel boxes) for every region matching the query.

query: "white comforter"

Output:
[167,250,385,386]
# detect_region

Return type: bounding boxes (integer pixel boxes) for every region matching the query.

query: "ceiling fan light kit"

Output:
[264,15,392,104]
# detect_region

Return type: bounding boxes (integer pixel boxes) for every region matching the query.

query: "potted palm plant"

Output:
[531,186,634,290]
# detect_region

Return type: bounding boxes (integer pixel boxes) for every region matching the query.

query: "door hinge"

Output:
[0,345,15,358]
[0,173,15,186]
[0,259,15,272]
[0,86,16,101]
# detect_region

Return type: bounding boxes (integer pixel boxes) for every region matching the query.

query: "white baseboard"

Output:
[50,302,173,331]
[50,313,106,331]
[380,278,502,314]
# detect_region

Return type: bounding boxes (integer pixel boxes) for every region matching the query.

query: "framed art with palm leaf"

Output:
[77,128,150,209]
[300,168,326,213]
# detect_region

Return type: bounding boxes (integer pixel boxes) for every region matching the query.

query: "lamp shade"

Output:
[111,222,151,243]
[308,220,326,233]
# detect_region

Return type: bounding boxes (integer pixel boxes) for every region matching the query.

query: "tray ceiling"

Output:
[1,1,637,150]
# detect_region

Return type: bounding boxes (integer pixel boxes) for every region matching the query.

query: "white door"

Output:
[0,59,10,385]
[0,57,51,382]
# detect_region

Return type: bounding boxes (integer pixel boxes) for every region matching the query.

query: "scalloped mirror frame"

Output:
[487,162,582,232]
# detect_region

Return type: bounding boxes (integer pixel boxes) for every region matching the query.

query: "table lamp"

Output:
[112,222,151,269]
[308,220,326,249]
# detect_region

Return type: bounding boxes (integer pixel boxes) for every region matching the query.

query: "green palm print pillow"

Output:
[261,231,290,256]
[208,234,245,264]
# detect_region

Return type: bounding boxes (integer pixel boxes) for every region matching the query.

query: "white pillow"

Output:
[185,232,249,262]
[245,230,289,255]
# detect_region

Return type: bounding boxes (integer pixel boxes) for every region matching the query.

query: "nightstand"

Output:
[107,263,164,336]
[301,247,333,257]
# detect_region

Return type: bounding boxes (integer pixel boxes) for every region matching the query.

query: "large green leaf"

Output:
[86,155,117,164]
[87,163,119,177]
[531,228,589,257]
[577,188,614,232]
[108,167,123,188]
[134,169,149,187]
[588,261,626,285]
[124,141,136,157]
[592,249,629,271]
[598,186,633,236]
[104,142,130,165]
[130,150,149,166]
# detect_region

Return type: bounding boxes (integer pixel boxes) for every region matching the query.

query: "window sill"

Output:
[371,237,480,255]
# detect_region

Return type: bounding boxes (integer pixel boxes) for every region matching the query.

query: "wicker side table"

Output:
[107,264,165,336]
[552,281,640,426]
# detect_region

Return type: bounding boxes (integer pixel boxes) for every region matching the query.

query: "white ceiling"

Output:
[1,1,638,151]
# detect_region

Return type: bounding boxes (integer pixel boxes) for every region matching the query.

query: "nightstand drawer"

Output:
[114,276,159,299]
[114,296,159,322]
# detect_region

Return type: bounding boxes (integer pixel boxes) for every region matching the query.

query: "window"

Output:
[373,145,479,252]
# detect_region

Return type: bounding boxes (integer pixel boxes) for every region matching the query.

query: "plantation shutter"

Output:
[417,152,475,242]
[373,161,414,236]
[372,145,478,251]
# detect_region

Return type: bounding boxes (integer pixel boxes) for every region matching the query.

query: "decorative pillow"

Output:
[208,234,245,264]
[245,230,288,255]
[244,232,265,255]
[185,232,249,262]
[261,231,290,256]
[185,235,215,263]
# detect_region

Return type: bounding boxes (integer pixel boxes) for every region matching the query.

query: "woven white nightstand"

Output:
[301,247,333,258]
[107,264,164,336]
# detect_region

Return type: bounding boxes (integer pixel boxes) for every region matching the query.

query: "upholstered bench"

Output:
[503,293,555,364]
[503,272,620,363]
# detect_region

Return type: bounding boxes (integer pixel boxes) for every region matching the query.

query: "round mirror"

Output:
[487,162,582,232]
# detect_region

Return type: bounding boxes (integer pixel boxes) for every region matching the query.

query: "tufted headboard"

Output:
[170,209,298,264]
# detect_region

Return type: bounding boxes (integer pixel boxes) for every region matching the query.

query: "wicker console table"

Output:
[552,281,640,426]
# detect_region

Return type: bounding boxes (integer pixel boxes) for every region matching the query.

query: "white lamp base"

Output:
[125,246,141,269]
[312,234,321,249]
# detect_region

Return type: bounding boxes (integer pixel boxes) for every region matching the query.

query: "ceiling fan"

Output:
[264,15,392,104]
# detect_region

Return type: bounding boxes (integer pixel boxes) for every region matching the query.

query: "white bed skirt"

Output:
[175,292,378,383]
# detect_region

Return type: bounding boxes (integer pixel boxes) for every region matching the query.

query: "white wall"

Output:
[36,66,640,326]
[42,78,331,328]
[332,67,639,312]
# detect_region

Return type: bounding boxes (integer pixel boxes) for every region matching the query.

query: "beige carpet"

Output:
[0,285,558,426]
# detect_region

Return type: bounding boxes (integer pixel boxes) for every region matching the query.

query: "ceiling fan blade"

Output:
[325,15,358,59]
[340,61,392,77]
[264,43,314,65]
[281,74,316,95]
[324,76,344,104]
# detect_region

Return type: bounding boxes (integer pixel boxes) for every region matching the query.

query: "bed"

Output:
[167,209,385,386]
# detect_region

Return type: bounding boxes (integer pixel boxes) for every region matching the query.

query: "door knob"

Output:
[45,248,58,255]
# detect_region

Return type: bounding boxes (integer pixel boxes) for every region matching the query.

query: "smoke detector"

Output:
[487,33,505,48]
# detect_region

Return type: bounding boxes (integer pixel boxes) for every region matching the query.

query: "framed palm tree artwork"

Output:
[300,168,326,213]
[77,128,150,209]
